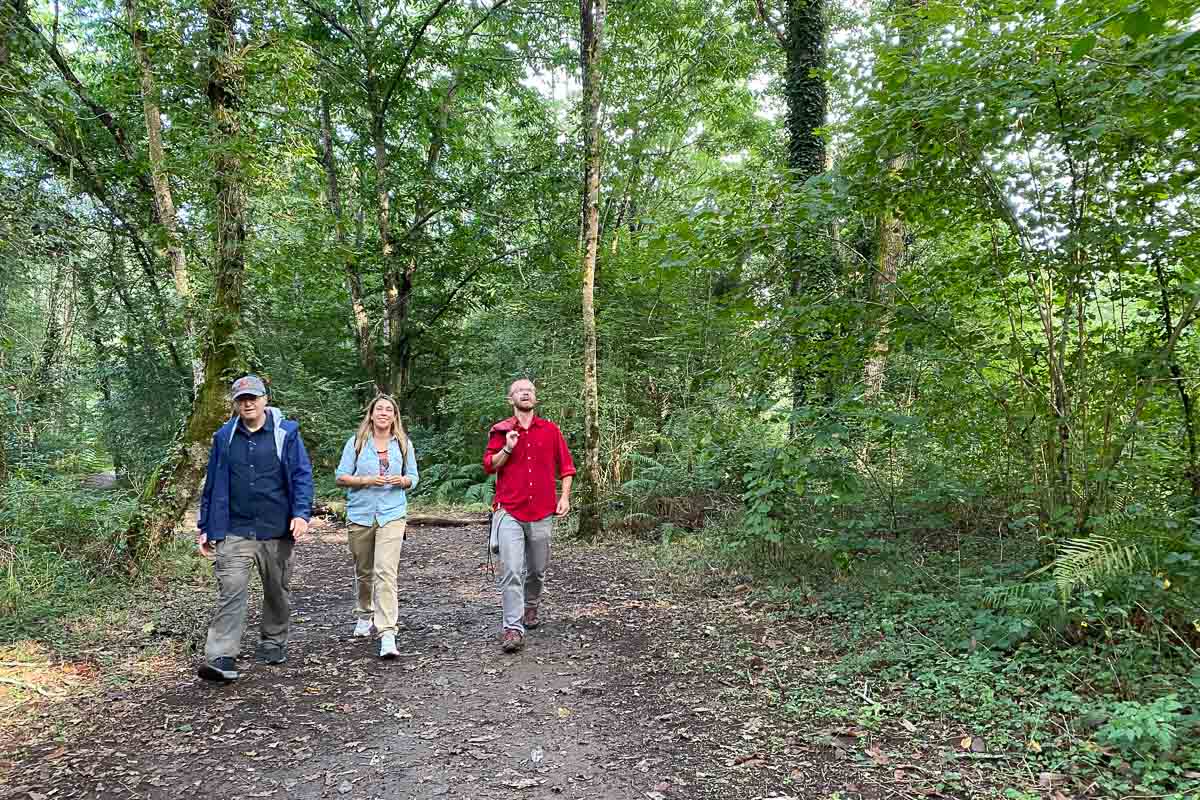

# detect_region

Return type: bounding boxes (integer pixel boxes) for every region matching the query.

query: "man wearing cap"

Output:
[196,375,314,682]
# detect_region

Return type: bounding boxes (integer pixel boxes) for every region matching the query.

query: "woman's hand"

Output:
[362,474,388,487]
[384,475,411,489]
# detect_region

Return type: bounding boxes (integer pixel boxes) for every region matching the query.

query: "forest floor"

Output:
[1,516,1049,800]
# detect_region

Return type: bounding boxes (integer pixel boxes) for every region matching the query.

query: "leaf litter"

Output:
[0,520,1054,799]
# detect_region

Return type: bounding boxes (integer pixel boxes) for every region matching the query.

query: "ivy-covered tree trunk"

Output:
[576,0,607,541]
[862,0,924,400]
[783,0,829,423]
[125,0,248,561]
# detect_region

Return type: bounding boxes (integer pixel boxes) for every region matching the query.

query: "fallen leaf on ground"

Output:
[1039,772,1070,788]
[732,753,767,768]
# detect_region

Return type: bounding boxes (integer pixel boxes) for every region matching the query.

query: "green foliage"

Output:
[0,475,138,635]
[1096,695,1186,757]
[412,463,493,506]
[1052,535,1143,600]
[758,531,1200,798]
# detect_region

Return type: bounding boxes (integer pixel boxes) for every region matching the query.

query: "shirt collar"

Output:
[236,414,274,436]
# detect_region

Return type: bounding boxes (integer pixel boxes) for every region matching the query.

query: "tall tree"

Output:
[577,0,607,540]
[304,0,515,399]
[0,0,188,376]
[123,0,199,391]
[753,0,830,422]
[126,0,250,558]
[317,86,379,392]
[862,0,923,400]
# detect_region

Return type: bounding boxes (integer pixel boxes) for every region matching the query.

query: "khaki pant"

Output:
[205,536,293,661]
[493,510,552,633]
[347,518,407,636]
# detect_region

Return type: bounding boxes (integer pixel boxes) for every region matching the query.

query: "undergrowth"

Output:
[0,474,204,644]
[660,517,1200,799]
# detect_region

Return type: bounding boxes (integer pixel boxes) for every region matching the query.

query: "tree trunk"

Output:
[1155,260,1200,502]
[125,0,248,561]
[32,262,66,412]
[77,254,121,475]
[576,0,607,542]
[124,0,200,392]
[320,89,380,392]
[371,105,406,398]
[863,155,906,400]
[783,0,829,429]
[861,0,925,400]
[386,87,452,401]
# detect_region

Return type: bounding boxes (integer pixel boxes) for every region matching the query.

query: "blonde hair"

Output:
[353,395,408,466]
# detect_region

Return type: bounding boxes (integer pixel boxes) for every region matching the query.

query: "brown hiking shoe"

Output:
[522,606,540,629]
[501,629,524,653]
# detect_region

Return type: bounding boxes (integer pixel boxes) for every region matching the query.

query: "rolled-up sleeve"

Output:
[334,437,357,479]
[405,439,419,489]
[483,430,505,474]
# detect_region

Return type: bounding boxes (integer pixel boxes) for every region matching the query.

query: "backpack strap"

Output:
[353,435,408,476]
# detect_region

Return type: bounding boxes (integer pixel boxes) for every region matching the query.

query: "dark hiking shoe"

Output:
[522,606,540,629]
[256,642,287,665]
[198,657,239,682]
[501,629,525,653]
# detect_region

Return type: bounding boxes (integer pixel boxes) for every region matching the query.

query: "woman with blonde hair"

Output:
[335,394,419,659]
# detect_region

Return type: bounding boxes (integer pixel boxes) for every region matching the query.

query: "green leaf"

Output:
[1070,34,1098,59]
[1123,11,1162,39]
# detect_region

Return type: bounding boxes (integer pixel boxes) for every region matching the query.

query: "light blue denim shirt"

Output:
[335,435,419,526]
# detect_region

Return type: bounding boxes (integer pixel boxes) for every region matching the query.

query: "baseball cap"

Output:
[230,375,267,399]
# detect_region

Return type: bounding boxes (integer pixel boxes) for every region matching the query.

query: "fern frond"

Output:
[981,580,1057,614]
[464,480,494,504]
[1053,536,1142,600]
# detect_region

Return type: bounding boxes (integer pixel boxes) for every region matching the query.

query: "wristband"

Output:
[502,447,513,454]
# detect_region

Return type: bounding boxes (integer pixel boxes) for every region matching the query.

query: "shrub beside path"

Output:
[0,520,1013,800]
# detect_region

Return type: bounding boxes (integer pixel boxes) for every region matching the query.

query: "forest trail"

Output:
[2,521,959,800]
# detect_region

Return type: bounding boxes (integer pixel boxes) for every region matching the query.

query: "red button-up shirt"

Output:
[483,415,576,522]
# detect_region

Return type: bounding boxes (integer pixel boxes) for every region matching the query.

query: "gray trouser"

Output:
[205,536,294,660]
[494,510,552,633]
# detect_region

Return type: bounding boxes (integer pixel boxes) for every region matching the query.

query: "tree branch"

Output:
[751,0,786,48]
[380,0,455,116]
[302,0,361,47]
[7,0,143,174]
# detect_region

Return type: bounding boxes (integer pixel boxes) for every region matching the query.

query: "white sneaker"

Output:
[379,632,399,660]
[352,619,372,638]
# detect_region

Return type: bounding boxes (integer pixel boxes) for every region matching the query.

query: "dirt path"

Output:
[0,521,932,800]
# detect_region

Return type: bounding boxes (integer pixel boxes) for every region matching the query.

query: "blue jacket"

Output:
[198,407,314,541]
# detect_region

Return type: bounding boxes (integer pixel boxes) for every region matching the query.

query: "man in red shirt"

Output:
[483,378,576,652]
